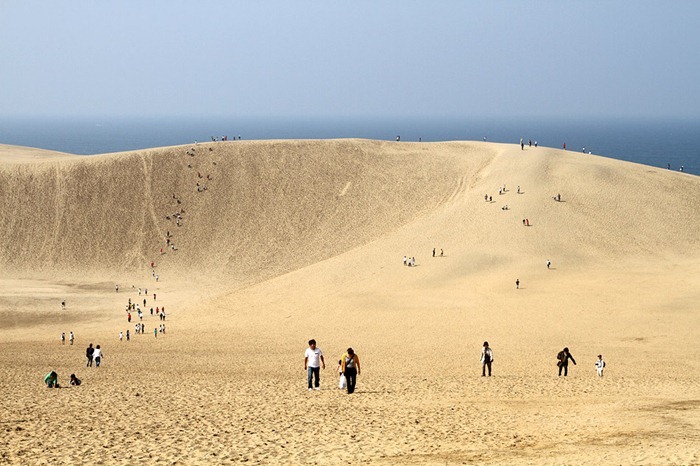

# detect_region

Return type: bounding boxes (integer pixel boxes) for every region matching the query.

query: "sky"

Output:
[1,1,699,120]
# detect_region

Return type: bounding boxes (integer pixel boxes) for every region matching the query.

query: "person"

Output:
[481,341,493,376]
[546,259,551,269]
[432,248,436,257]
[127,312,131,323]
[61,300,66,310]
[304,339,325,391]
[126,330,130,341]
[341,348,361,394]
[154,327,158,338]
[337,359,346,389]
[69,331,74,345]
[440,249,443,257]
[595,354,606,377]
[557,347,576,376]
[93,345,103,367]
[70,374,81,386]
[119,331,123,342]
[44,371,59,388]
[61,332,65,345]
[138,287,142,295]
[520,138,524,150]
[116,284,119,293]
[516,279,520,289]
[86,344,94,367]
[517,185,520,194]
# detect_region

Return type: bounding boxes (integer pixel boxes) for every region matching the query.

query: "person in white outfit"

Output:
[595,354,605,377]
[481,341,494,376]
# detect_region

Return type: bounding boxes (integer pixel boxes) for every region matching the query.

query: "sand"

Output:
[1,139,699,465]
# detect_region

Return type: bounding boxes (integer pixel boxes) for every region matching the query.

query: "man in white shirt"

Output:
[304,339,325,391]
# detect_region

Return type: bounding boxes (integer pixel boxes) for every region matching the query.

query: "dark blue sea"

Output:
[0,116,698,176]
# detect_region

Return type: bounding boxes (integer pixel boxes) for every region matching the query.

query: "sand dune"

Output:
[1,140,699,465]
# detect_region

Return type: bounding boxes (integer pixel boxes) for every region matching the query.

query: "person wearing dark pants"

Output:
[341,348,361,394]
[481,341,493,376]
[557,347,576,376]
[304,339,325,391]
[85,344,94,367]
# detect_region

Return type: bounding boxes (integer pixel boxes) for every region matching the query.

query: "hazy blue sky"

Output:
[1,1,699,120]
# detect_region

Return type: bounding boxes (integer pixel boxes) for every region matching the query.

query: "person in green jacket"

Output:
[44,371,59,388]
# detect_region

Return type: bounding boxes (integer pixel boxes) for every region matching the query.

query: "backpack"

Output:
[557,351,566,366]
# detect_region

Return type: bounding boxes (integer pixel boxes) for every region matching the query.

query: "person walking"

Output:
[557,347,576,376]
[93,345,104,367]
[304,339,326,391]
[69,331,74,345]
[481,341,494,376]
[595,354,606,377]
[546,259,551,269]
[340,348,361,394]
[516,279,520,289]
[61,332,65,345]
[86,344,94,367]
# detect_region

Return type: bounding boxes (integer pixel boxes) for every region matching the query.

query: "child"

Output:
[337,360,346,389]
[70,374,81,386]
[44,371,59,388]
[595,354,606,377]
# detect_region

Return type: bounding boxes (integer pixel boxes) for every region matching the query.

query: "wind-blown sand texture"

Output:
[1,139,699,465]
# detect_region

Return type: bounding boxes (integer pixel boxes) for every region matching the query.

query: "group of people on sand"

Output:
[60,331,74,345]
[121,284,167,340]
[299,339,605,397]
[403,255,416,267]
[482,343,605,378]
[432,248,444,257]
[44,342,104,388]
[304,340,361,394]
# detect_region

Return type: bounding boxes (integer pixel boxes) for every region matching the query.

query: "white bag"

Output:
[339,374,347,389]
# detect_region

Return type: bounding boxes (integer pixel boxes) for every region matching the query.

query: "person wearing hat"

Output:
[481,342,494,376]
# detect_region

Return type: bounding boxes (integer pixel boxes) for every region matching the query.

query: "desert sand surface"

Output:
[0,139,699,465]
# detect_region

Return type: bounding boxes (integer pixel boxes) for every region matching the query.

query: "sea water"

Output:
[0,116,698,175]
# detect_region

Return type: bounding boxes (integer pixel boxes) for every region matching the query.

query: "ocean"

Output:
[0,116,698,176]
